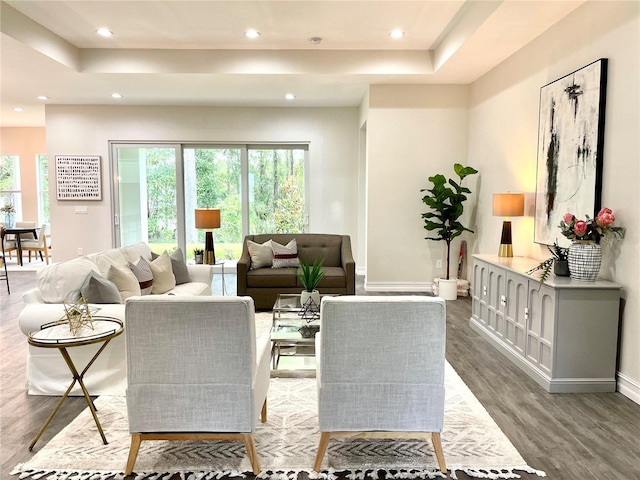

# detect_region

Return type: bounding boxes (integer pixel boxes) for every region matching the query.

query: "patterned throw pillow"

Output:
[271,239,299,268]
[128,257,154,295]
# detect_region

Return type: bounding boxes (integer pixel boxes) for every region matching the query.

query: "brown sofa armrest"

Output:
[237,243,251,296]
[341,235,356,295]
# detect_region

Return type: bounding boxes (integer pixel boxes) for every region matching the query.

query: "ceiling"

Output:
[0,0,584,127]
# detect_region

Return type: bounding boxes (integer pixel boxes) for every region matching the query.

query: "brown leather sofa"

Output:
[237,233,356,309]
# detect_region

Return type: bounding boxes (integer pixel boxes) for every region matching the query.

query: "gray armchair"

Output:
[314,296,447,473]
[124,296,271,475]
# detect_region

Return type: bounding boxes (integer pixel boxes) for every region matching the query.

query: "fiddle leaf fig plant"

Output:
[421,163,478,280]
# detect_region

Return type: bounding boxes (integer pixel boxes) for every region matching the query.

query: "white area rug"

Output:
[12,363,545,480]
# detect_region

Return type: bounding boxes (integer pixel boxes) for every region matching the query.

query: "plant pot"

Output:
[194,254,204,264]
[553,259,570,277]
[298,324,320,338]
[438,278,458,301]
[568,241,602,281]
[301,289,320,306]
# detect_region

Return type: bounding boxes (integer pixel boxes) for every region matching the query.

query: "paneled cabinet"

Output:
[470,254,621,393]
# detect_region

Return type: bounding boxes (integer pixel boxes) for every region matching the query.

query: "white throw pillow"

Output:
[271,239,299,268]
[37,257,101,303]
[149,252,176,294]
[247,239,273,269]
[107,265,141,301]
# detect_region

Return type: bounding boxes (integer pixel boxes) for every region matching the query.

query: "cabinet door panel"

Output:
[527,283,555,374]
[487,268,505,337]
[504,274,527,355]
[472,261,488,325]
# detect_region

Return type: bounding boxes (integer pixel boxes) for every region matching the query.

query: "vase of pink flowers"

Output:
[559,208,624,281]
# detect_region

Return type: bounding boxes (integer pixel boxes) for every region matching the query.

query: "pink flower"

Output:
[596,208,615,226]
[573,220,588,236]
[563,213,575,224]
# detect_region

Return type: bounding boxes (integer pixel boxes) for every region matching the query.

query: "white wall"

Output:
[45,105,359,262]
[365,85,471,291]
[468,1,640,400]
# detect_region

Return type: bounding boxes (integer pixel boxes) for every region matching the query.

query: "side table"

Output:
[27,316,124,450]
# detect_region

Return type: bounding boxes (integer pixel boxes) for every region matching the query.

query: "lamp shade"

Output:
[195,208,221,229]
[493,193,525,217]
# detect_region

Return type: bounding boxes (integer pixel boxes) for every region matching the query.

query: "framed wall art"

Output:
[56,155,102,200]
[534,58,608,246]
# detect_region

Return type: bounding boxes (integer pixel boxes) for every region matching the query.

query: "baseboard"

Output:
[364,281,433,293]
[617,371,640,405]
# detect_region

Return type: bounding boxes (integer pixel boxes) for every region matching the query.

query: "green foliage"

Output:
[421,163,478,279]
[293,260,326,292]
[274,175,305,233]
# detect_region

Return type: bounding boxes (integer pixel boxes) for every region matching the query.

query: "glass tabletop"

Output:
[28,316,124,346]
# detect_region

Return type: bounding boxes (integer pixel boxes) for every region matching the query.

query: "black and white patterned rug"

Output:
[12,363,545,480]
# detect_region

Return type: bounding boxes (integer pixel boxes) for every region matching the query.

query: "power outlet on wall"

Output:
[77,247,83,255]
[436,259,443,269]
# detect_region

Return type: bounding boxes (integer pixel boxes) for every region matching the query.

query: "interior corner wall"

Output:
[468,1,640,399]
[0,127,46,222]
[365,85,471,291]
[45,105,359,263]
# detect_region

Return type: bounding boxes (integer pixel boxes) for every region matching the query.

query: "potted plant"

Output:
[526,242,569,284]
[421,163,478,300]
[292,260,326,306]
[193,248,204,264]
[1,203,16,228]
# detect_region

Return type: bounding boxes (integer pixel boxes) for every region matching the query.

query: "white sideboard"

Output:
[470,254,621,393]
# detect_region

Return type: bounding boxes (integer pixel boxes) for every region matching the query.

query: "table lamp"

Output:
[493,193,525,257]
[195,208,221,265]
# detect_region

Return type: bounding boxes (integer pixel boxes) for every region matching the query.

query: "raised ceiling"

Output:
[1,0,584,127]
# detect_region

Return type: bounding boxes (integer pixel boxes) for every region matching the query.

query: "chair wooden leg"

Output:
[313,432,331,471]
[43,246,49,264]
[431,432,447,473]
[243,434,261,474]
[125,434,142,475]
[261,399,267,423]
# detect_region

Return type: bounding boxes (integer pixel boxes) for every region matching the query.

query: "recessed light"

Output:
[14,107,24,112]
[245,29,260,39]
[285,93,295,101]
[111,93,123,99]
[37,95,49,100]
[389,29,404,39]
[97,28,113,37]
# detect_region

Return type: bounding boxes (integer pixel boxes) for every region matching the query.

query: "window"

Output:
[36,154,50,228]
[0,154,22,220]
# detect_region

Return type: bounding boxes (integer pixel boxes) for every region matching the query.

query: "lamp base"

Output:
[498,243,513,257]
[204,231,216,265]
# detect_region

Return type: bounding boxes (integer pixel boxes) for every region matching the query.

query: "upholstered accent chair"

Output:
[314,296,447,473]
[124,296,271,475]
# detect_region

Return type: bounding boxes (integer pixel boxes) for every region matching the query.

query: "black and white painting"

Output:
[534,59,607,246]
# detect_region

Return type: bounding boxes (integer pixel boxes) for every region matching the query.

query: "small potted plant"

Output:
[526,242,569,284]
[193,248,204,264]
[421,163,478,300]
[292,260,326,306]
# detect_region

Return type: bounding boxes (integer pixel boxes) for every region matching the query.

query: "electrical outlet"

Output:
[77,247,83,255]
[436,259,443,269]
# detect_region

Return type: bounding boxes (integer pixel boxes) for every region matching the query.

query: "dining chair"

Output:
[0,227,10,294]
[21,224,50,264]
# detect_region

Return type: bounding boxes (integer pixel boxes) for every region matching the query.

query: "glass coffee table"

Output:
[271,293,333,375]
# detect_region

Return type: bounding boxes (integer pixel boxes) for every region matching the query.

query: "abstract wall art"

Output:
[534,59,608,246]
[56,155,102,200]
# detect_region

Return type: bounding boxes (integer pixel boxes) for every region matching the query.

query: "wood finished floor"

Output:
[1,272,639,479]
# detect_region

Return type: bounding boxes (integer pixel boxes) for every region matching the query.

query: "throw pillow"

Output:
[271,239,299,268]
[128,256,154,295]
[107,265,141,301]
[170,248,191,285]
[80,272,122,304]
[149,252,176,294]
[247,239,273,269]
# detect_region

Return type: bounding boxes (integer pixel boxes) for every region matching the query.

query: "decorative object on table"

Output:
[421,163,478,300]
[534,59,608,247]
[55,156,102,200]
[559,207,624,281]
[193,247,204,264]
[493,193,525,257]
[298,295,320,322]
[293,260,325,306]
[60,297,97,335]
[1,203,16,228]
[195,208,221,265]
[526,241,569,284]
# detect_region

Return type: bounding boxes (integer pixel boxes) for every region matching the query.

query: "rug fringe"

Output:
[10,467,546,480]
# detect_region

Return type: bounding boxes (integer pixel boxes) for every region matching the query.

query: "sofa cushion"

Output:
[108,265,141,301]
[128,257,154,295]
[123,242,153,263]
[247,267,298,288]
[295,266,345,289]
[37,257,101,303]
[80,272,122,304]
[91,249,129,277]
[247,240,273,269]
[169,282,211,296]
[271,239,299,268]
[150,252,176,294]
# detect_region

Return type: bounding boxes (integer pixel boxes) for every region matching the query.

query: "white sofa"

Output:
[18,242,213,396]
